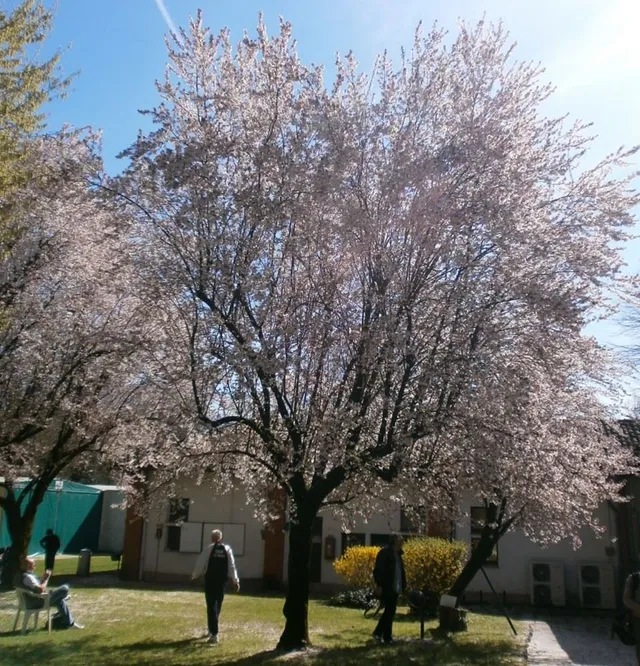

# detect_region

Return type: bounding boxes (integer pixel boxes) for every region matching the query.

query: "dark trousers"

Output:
[204,583,225,636]
[50,584,74,628]
[374,591,398,642]
[45,552,57,571]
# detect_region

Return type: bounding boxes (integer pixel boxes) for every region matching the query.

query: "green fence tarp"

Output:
[0,480,103,554]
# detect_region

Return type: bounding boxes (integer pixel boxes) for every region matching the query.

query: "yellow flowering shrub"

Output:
[333,538,467,597]
[333,545,381,588]
[403,537,467,597]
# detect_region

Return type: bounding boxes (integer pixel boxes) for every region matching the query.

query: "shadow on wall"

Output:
[64,492,103,553]
[0,481,104,554]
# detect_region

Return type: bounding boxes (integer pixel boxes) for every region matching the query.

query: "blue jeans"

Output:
[204,584,224,636]
[49,584,74,628]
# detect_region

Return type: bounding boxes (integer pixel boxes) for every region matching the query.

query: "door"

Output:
[310,517,323,583]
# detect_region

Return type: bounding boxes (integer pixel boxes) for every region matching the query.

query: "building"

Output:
[121,420,640,609]
[0,479,126,555]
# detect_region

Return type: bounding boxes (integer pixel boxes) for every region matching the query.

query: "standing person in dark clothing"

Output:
[39,529,61,572]
[192,529,240,644]
[372,534,406,645]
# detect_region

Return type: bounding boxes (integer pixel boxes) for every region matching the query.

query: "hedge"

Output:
[333,537,467,599]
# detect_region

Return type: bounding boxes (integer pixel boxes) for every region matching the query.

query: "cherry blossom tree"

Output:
[441,373,638,615]
[117,14,638,648]
[0,130,146,584]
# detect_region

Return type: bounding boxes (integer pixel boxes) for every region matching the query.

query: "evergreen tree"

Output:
[0,0,70,236]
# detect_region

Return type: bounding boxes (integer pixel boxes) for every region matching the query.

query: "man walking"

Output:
[192,529,240,644]
[372,534,406,645]
[39,529,61,572]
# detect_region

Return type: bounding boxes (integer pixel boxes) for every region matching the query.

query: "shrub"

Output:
[327,588,374,609]
[333,545,380,589]
[332,537,467,610]
[403,536,468,598]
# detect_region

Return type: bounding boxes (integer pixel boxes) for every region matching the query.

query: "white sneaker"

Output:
[208,634,218,644]
[70,622,84,629]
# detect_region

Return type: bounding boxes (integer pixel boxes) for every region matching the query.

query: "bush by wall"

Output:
[327,588,374,609]
[403,536,467,598]
[333,545,380,589]
[333,537,467,599]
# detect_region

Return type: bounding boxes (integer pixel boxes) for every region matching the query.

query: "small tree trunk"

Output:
[277,511,314,651]
[440,529,499,632]
[0,479,51,589]
[1,499,32,589]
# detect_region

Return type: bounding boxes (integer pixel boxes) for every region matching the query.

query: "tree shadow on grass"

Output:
[0,632,215,666]
[0,636,521,666]
[0,620,522,666]
[220,635,523,666]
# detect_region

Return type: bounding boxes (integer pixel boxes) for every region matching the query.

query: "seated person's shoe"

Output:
[70,621,84,629]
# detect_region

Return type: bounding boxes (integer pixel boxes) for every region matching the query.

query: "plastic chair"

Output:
[13,587,51,634]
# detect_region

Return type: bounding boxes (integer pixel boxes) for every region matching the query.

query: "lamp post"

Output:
[53,479,63,533]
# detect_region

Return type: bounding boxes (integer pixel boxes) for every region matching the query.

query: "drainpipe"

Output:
[138,519,147,582]
[607,500,626,609]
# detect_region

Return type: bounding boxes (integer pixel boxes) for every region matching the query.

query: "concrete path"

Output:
[527,617,637,666]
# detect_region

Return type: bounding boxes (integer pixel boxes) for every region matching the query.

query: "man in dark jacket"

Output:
[192,529,240,644]
[372,534,406,644]
[39,529,61,572]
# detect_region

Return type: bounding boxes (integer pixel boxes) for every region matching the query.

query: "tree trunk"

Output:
[0,480,50,589]
[440,529,500,632]
[277,510,314,651]
[1,498,32,589]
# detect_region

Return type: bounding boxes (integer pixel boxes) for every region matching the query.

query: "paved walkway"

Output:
[528,617,637,666]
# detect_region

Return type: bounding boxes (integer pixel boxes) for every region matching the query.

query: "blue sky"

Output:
[25,0,640,398]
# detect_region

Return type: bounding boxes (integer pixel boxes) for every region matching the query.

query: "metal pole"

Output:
[480,566,518,637]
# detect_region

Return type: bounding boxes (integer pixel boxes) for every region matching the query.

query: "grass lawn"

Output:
[0,585,526,666]
[32,555,119,579]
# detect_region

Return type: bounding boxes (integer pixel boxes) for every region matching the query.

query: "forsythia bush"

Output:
[333,546,380,588]
[333,538,467,598]
[403,537,468,597]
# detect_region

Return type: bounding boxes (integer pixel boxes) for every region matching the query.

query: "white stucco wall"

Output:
[624,476,640,568]
[141,479,265,581]
[136,476,621,603]
[456,496,618,604]
[97,489,126,553]
[282,507,403,586]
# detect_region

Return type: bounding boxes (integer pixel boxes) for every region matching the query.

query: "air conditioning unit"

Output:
[530,560,566,607]
[578,562,616,610]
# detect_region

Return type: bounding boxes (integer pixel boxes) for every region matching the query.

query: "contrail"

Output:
[153,0,181,41]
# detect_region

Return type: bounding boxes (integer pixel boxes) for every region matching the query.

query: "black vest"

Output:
[205,543,228,586]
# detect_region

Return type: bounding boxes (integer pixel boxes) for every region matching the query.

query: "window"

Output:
[168,498,190,524]
[469,506,498,565]
[341,532,365,555]
[166,498,190,552]
[166,525,181,551]
[400,505,426,534]
[370,533,391,548]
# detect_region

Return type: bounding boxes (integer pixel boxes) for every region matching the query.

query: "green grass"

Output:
[0,586,525,666]
[32,555,119,579]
